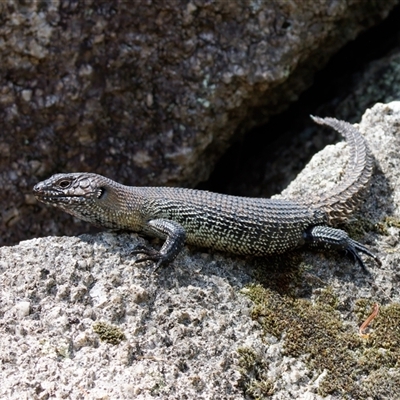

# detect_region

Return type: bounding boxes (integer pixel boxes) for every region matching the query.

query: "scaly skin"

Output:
[33,117,381,268]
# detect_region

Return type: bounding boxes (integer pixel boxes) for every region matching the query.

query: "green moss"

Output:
[382,215,400,230]
[373,221,389,235]
[243,284,400,398]
[237,347,274,399]
[253,251,308,296]
[357,368,400,399]
[355,301,400,370]
[93,321,126,345]
[341,215,378,239]
[314,286,339,310]
[371,215,400,236]
[343,214,400,238]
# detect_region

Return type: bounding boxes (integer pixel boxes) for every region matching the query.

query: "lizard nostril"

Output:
[33,183,42,192]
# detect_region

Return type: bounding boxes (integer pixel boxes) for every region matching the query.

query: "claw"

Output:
[131,244,168,270]
[130,244,154,256]
[348,238,382,268]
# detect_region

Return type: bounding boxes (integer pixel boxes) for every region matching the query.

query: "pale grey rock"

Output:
[0,234,266,399]
[1,102,400,398]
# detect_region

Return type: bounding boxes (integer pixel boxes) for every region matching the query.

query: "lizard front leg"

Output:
[132,219,186,267]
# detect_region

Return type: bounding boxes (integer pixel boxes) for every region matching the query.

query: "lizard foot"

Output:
[131,245,168,270]
[304,225,381,271]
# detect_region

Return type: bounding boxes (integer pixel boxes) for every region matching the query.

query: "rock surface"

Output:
[1,0,397,245]
[1,102,400,399]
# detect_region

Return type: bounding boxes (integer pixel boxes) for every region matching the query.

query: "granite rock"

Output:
[1,102,400,398]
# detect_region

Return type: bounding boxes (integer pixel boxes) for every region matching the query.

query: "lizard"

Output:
[33,116,381,269]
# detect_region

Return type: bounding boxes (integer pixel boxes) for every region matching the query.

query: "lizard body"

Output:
[33,117,380,268]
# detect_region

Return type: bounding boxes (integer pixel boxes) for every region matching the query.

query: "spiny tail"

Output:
[307,116,374,225]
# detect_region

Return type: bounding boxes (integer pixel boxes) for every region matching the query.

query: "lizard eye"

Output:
[58,179,72,189]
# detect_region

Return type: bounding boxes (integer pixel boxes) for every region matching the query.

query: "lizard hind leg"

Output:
[303,225,381,270]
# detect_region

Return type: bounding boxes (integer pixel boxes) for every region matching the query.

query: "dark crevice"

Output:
[198,3,400,196]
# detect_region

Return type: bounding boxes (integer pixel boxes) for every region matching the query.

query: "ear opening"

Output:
[97,187,106,199]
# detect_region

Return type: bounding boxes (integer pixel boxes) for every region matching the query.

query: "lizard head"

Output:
[33,173,123,228]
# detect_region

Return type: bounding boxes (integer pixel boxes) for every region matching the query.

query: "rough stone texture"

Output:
[0,235,263,399]
[1,0,398,246]
[1,102,400,399]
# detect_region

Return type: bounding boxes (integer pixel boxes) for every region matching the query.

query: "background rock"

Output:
[0,0,398,245]
[1,102,400,399]
[202,8,400,200]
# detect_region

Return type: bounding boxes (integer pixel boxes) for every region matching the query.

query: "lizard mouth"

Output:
[35,194,84,206]
[33,188,99,206]
[33,187,85,204]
